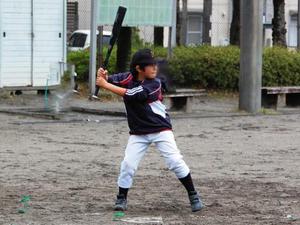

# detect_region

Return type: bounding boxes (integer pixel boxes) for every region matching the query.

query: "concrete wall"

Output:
[211,0,231,46]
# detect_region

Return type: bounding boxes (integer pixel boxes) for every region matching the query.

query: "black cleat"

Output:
[189,191,204,212]
[114,194,127,211]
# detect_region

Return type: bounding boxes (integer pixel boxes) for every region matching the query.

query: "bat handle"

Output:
[92,86,100,99]
[92,65,107,100]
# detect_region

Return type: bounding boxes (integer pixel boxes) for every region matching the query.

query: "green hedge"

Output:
[169,46,240,89]
[67,48,117,81]
[263,47,300,87]
[67,47,163,81]
[67,46,300,90]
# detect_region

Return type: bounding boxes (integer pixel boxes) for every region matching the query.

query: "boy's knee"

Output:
[118,160,137,188]
[167,156,190,178]
[121,160,136,177]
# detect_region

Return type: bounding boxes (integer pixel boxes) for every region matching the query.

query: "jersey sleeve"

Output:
[123,79,161,102]
[107,72,133,88]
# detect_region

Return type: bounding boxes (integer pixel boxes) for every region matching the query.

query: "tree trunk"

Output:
[272,0,287,47]
[230,0,240,46]
[154,27,164,46]
[116,27,131,72]
[203,0,212,45]
[176,0,181,45]
[180,0,188,45]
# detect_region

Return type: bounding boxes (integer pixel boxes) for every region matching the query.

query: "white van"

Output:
[68,30,111,51]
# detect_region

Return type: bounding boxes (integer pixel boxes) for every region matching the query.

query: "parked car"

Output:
[68,30,111,51]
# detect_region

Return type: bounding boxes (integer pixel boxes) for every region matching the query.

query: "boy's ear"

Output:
[135,65,141,72]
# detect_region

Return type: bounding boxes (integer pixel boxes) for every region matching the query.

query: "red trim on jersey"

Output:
[129,128,172,135]
[120,74,133,86]
[147,86,163,103]
[158,90,163,101]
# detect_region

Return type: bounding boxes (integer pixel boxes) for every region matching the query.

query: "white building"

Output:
[285,0,299,47]
[210,0,299,47]
[185,0,299,47]
[0,0,67,89]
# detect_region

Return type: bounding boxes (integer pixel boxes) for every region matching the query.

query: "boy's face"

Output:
[137,64,157,79]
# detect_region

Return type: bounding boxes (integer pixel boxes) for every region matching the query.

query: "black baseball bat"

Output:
[92,6,127,99]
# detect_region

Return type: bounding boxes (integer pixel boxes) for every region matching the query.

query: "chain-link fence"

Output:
[65,0,237,48]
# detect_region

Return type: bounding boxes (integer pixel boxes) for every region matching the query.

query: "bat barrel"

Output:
[92,6,127,100]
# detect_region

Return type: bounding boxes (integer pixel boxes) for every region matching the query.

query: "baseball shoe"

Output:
[114,194,127,211]
[189,191,204,212]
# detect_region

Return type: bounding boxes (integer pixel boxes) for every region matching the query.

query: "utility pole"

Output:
[89,0,97,95]
[239,0,263,113]
[181,0,188,45]
[298,0,300,49]
[202,0,212,44]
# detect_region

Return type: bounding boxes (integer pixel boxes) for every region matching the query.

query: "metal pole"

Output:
[168,0,177,58]
[68,64,75,89]
[298,0,300,49]
[171,0,177,47]
[239,0,263,113]
[89,0,98,95]
[31,0,34,86]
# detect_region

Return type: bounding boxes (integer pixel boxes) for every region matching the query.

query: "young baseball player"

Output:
[96,49,204,212]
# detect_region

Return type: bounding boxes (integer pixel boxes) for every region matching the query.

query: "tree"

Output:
[230,0,240,46]
[154,27,164,46]
[272,0,287,47]
[116,27,132,72]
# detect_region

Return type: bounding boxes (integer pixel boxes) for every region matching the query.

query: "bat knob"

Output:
[91,95,100,100]
[72,89,80,94]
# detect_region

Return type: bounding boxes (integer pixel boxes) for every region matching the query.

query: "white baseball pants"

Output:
[118,130,190,188]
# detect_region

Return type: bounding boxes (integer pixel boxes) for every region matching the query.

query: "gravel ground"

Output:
[0,90,299,225]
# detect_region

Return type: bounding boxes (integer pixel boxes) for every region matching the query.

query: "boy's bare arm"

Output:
[96,75,126,97]
[103,82,127,96]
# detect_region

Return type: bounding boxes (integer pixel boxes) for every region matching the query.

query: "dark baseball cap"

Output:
[130,49,156,67]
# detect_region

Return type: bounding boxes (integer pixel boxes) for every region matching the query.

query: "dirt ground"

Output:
[0,92,300,225]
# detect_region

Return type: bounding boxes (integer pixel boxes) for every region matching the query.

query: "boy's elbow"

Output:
[124,92,148,102]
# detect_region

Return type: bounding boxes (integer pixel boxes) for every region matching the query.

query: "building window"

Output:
[288,14,297,48]
[187,13,203,45]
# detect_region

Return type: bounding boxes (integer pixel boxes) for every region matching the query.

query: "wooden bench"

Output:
[262,86,300,109]
[163,89,206,113]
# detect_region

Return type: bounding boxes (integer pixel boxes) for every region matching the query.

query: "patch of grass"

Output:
[207,90,239,99]
[259,108,278,115]
[0,91,12,100]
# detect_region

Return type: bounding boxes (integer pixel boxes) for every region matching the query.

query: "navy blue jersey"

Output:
[108,72,172,135]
